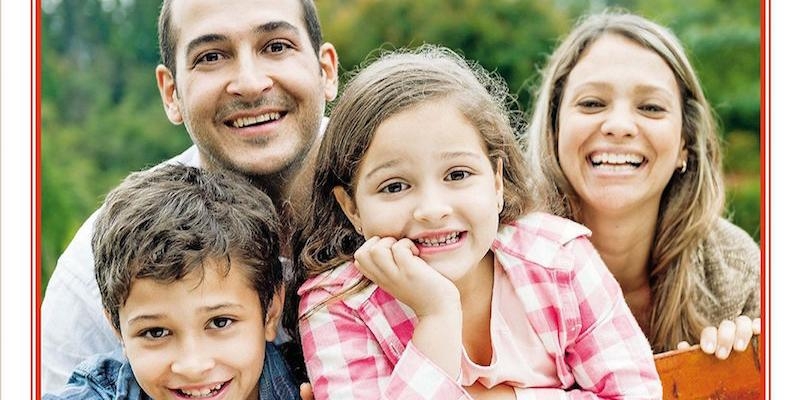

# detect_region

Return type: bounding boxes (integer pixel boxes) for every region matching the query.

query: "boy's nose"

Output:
[171,341,215,379]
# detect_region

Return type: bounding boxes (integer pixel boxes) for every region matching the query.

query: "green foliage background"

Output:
[40,0,762,295]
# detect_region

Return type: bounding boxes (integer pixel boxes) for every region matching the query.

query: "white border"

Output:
[770,0,798,398]
[1,0,34,399]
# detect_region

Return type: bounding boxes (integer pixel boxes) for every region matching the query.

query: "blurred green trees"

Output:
[40,0,761,294]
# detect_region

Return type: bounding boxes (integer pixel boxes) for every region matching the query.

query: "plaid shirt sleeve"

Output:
[560,236,662,399]
[299,287,471,400]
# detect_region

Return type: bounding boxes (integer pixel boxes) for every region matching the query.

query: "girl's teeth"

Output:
[416,232,459,247]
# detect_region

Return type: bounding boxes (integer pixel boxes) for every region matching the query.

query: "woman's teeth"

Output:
[589,152,644,168]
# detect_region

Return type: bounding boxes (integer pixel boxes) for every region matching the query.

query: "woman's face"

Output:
[557,33,686,218]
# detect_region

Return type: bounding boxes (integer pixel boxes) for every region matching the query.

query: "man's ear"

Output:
[155,64,183,125]
[318,43,339,102]
[332,186,362,233]
[264,286,285,342]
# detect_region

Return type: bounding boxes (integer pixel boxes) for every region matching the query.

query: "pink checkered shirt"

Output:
[298,212,662,399]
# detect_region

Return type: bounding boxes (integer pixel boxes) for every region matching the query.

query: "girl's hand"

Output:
[676,316,761,359]
[354,236,461,317]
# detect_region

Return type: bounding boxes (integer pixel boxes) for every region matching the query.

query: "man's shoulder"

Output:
[157,145,201,168]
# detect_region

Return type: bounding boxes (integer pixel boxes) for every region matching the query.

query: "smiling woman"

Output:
[527,10,760,360]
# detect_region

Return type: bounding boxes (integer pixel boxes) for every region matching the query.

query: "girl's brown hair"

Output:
[285,45,538,340]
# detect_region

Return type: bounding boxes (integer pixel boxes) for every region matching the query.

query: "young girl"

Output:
[290,45,661,399]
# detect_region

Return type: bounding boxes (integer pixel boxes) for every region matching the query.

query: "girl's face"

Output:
[337,98,504,284]
[557,34,686,218]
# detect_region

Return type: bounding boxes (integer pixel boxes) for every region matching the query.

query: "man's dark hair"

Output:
[93,164,283,331]
[158,0,323,76]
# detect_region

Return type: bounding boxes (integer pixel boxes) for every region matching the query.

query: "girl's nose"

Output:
[412,187,453,223]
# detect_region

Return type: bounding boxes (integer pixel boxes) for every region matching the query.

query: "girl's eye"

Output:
[380,182,409,194]
[445,170,472,181]
[141,327,170,339]
[640,104,666,113]
[209,317,233,329]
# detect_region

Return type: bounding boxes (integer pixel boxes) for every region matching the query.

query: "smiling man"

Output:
[41,0,338,394]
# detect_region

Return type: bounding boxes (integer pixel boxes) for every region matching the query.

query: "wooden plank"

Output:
[654,339,762,399]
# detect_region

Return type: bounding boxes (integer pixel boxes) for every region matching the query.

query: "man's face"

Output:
[157,0,338,180]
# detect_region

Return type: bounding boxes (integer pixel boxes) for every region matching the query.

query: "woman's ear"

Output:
[495,158,505,212]
[264,286,285,342]
[333,186,362,233]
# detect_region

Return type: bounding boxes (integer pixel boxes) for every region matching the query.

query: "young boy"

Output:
[44,164,300,400]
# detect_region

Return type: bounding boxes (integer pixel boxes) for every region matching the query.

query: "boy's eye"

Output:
[577,99,604,109]
[380,182,409,194]
[142,327,170,339]
[209,317,233,329]
[445,170,471,181]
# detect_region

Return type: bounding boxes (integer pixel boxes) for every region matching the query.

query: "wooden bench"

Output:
[654,338,762,399]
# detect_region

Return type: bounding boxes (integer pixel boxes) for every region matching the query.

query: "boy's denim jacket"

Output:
[43,342,299,399]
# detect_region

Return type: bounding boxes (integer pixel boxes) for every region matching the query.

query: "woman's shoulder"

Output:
[702,217,760,276]
[690,218,761,321]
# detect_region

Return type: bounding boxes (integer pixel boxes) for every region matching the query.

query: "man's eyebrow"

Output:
[184,21,302,60]
[186,33,227,59]
[255,21,302,36]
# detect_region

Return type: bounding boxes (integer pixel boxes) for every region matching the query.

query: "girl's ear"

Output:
[263,286,284,342]
[333,186,362,233]
[495,158,505,212]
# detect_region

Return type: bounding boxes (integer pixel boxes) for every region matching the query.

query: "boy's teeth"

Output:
[180,383,223,398]
[416,232,459,247]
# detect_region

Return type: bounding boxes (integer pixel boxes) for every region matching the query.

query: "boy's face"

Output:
[117,259,280,400]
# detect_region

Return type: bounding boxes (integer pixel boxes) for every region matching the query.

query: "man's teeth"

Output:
[232,112,281,128]
[590,152,643,167]
[179,383,223,398]
[415,232,459,247]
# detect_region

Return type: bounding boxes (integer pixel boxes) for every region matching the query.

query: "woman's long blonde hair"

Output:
[527,11,725,352]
